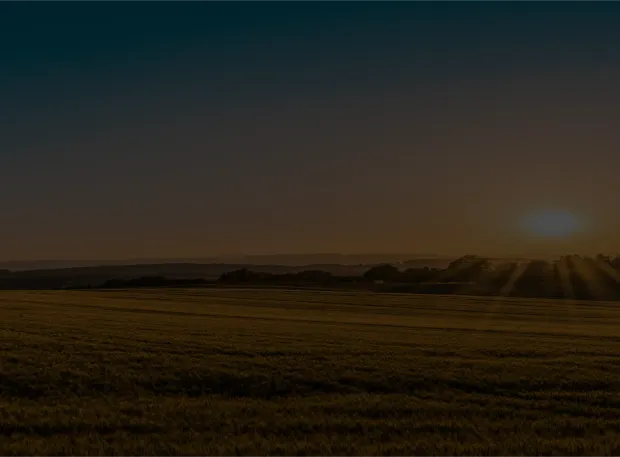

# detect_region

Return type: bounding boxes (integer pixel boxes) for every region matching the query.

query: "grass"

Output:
[2,288,620,455]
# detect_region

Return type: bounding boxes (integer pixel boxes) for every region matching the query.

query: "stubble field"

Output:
[2,288,620,455]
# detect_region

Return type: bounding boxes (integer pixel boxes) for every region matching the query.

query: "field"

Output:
[3,288,620,455]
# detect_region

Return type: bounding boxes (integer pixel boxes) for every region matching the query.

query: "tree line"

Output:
[4,254,620,301]
[216,254,620,300]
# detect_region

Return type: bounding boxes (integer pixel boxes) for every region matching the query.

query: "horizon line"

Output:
[0,252,603,265]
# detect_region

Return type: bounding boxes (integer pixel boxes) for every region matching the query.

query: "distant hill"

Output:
[0,259,454,290]
[11,263,369,279]
[0,254,544,290]
[221,253,449,266]
[0,254,451,272]
[0,262,368,290]
[0,253,559,271]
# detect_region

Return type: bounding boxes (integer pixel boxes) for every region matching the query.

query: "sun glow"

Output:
[521,210,581,238]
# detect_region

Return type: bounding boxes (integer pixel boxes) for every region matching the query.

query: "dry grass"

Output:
[2,288,620,455]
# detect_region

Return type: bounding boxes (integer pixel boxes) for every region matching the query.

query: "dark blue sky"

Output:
[2,2,620,259]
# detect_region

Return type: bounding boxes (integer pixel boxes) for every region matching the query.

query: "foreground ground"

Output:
[2,288,620,455]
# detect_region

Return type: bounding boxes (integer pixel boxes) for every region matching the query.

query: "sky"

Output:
[1,2,620,260]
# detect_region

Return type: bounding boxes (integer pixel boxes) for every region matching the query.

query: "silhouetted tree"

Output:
[295,270,333,283]
[443,255,493,282]
[401,267,438,283]
[219,268,255,283]
[513,260,555,298]
[596,254,612,265]
[363,264,400,282]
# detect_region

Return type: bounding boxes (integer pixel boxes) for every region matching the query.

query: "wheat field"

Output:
[2,288,620,455]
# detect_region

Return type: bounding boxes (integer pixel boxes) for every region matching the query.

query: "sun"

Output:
[521,210,581,238]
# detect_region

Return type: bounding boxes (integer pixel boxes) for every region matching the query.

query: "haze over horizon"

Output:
[0,252,601,271]
[3,2,620,260]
